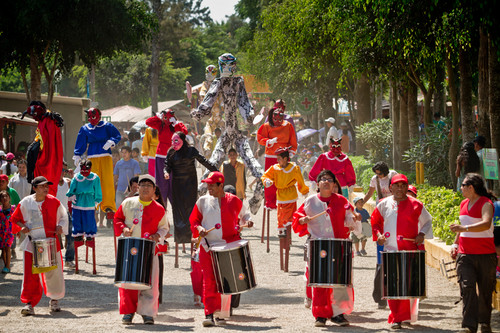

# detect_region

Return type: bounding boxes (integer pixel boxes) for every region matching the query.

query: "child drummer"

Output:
[114,174,170,325]
[292,170,360,327]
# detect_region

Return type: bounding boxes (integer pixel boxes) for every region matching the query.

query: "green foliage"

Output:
[355,118,393,164]
[0,68,25,93]
[417,184,463,245]
[350,155,373,192]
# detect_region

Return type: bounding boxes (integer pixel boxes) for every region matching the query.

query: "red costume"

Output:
[308,152,355,190]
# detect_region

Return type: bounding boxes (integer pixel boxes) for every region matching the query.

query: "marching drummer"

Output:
[189,171,253,327]
[370,174,433,329]
[113,174,170,325]
[292,170,360,327]
[10,176,69,316]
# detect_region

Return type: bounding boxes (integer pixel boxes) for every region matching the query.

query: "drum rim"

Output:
[382,296,427,300]
[309,238,353,242]
[381,250,426,253]
[114,281,152,289]
[117,236,155,244]
[308,282,353,288]
[210,240,249,252]
[32,237,57,243]
[220,284,257,295]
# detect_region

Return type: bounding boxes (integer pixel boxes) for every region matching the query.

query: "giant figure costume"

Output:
[191,53,264,214]
[200,65,225,136]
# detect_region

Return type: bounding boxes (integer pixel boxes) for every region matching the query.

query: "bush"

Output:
[417,184,463,245]
[356,119,393,164]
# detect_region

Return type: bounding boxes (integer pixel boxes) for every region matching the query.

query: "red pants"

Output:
[191,259,203,297]
[388,300,411,323]
[264,157,278,209]
[277,202,296,229]
[200,246,221,315]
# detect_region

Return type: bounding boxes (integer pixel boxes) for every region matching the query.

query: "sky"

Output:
[202,0,239,23]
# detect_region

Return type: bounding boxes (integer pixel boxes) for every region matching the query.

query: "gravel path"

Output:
[1,185,498,332]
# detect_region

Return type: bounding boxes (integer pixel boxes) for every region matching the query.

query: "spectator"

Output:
[351,197,371,257]
[0,190,15,273]
[132,148,147,174]
[9,159,30,200]
[114,146,141,208]
[324,117,340,145]
[1,153,17,176]
[473,135,486,178]
[456,142,480,193]
[220,148,246,201]
[340,129,350,153]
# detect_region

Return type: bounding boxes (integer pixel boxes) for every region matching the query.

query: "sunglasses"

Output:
[319,178,334,183]
[461,183,469,187]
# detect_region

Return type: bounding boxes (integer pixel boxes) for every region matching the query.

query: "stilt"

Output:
[86,238,97,275]
[261,206,266,243]
[182,243,186,254]
[175,242,179,268]
[158,254,164,304]
[266,209,270,253]
[279,237,284,271]
[74,239,85,274]
[284,226,291,273]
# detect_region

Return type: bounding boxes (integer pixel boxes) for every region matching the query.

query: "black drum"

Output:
[210,240,257,295]
[115,237,155,290]
[382,250,426,299]
[309,238,353,287]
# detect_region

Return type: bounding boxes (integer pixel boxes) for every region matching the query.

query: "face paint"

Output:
[329,139,342,156]
[172,134,183,151]
[205,65,218,81]
[272,109,284,126]
[80,164,91,177]
[86,108,101,126]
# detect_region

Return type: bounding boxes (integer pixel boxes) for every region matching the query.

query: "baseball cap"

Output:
[31,176,53,186]
[353,197,363,205]
[0,151,5,157]
[5,152,14,160]
[138,174,156,186]
[202,171,225,184]
[325,117,335,124]
[407,185,418,196]
[0,174,8,181]
[391,174,408,185]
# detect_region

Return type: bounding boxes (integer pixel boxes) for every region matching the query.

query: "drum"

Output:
[382,250,426,299]
[308,238,353,287]
[210,239,257,295]
[114,237,155,290]
[32,238,57,268]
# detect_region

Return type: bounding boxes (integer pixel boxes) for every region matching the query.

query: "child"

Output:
[262,146,309,272]
[351,197,371,256]
[220,148,246,200]
[0,190,15,273]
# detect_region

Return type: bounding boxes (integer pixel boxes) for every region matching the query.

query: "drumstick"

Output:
[304,207,332,223]
[129,219,140,233]
[193,223,221,253]
[397,235,416,242]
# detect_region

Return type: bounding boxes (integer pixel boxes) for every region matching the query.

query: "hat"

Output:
[31,176,53,186]
[407,185,418,196]
[0,174,8,181]
[202,171,225,184]
[353,197,363,205]
[138,174,156,185]
[0,151,5,157]
[325,117,335,124]
[5,152,14,160]
[390,174,408,185]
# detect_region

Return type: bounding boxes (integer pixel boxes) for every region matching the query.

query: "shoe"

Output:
[21,303,34,316]
[355,251,362,257]
[215,317,226,325]
[74,236,84,242]
[391,322,402,329]
[315,317,327,327]
[65,261,75,269]
[304,297,312,309]
[194,294,202,307]
[2,267,10,273]
[11,249,16,259]
[480,323,492,333]
[122,313,134,325]
[360,249,367,256]
[458,328,474,333]
[378,303,387,309]
[331,314,349,326]
[278,229,287,238]
[142,315,154,325]
[49,299,61,312]
[203,313,215,327]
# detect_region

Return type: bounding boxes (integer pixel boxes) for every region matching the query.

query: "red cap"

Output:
[5,152,14,160]
[202,171,225,184]
[391,174,408,185]
[0,174,8,181]
[408,184,417,196]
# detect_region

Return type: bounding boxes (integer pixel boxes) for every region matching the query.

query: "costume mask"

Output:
[80,163,92,177]
[22,105,46,121]
[86,108,101,126]
[162,109,176,124]
[273,100,286,111]
[218,53,237,77]
[272,108,284,126]
[205,65,218,81]
[329,138,342,156]
[171,134,183,151]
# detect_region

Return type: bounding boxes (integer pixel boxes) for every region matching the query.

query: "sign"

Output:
[295,94,315,115]
[483,148,499,180]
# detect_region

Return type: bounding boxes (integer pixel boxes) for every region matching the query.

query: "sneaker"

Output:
[391,322,402,329]
[480,323,492,333]
[21,303,34,316]
[315,317,327,327]
[203,314,215,327]
[2,267,10,273]
[65,261,75,269]
[49,299,61,312]
[331,314,349,326]
[360,249,367,256]
[122,313,134,325]
[355,251,362,257]
[142,315,154,325]
[378,302,387,309]
[304,297,312,309]
[194,294,202,307]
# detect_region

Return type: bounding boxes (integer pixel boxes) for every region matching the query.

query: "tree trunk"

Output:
[478,26,491,145]
[407,79,419,145]
[488,35,500,191]
[355,73,371,155]
[375,79,383,119]
[399,82,410,170]
[459,44,474,142]
[150,0,161,116]
[433,66,446,117]
[447,47,460,188]
[29,49,43,101]
[391,81,401,169]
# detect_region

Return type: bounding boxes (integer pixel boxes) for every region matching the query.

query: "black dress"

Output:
[164,146,217,243]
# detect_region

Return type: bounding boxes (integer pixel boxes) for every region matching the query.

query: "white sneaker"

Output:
[65,261,75,269]
[49,299,61,312]
[21,303,34,316]
[194,295,202,307]
[304,297,312,308]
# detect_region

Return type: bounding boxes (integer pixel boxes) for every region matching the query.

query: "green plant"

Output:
[417,184,463,245]
[355,119,393,164]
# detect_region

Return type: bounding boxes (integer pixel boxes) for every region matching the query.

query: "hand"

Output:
[68,195,76,203]
[450,246,458,260]
[197,226,208,237]
[102,140,115,151]
[299,216,311,225]
[377,233,386,246]
[123,227,132,237]
[247,221,254,228]
[264,179,273,188]
[72,155,81,168]
[56,226,64,235]
[21,227,30,234]
[415,233,425,245]
[354,212,362,221]
[164,173,170,180]
[142,156,148,163]
[149,233,160,242]
[449,223,464,233]
[267,137,278,147]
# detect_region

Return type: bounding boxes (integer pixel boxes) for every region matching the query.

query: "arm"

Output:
[56,203,69,235]
[10,203,28,234]
[94,176,103,204]
[194,148,218,172]
[191,80,221,121]
[73,127,88,156]
[261,166,275,188]
[296,167,310,195]
[189,203,204,238]
[363,187,375,204]
[257,124,270,146]
[451,201,494,233]
[155,213,170,238]
[174,122,188,135]
[289,123,298,153]
[370,207,385,244]
[237,77,254,124]
[145,116,162,131]
[292,203,310,237]
[455,158,462,177]
[106,123,122,146]
[113,204,127,237]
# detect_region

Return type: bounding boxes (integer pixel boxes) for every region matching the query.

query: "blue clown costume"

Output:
[66,172,103,237]
[74,120,121,214]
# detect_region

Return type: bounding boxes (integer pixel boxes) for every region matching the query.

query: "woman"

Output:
[164,132,217,244]
[362,161,398,205]
[455,142,480,193]
[450,173,497,333]
[257,100,297,210]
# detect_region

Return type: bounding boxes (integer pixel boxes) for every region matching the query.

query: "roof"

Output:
[0,111,37,126]
[101,105,143,122]
[141,100,184,115]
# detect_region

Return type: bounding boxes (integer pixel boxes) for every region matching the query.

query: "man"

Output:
[114,174,170,325]
[11,176,68,316]
[370,174,433,329]
[473,135,486,178]
[324,117,340,145]
[220,148,246,200]
[189,171,252,327]
[56,165,74,268]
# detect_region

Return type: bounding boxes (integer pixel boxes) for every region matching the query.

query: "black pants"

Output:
[372,264,387,306]
[456,252,497,331]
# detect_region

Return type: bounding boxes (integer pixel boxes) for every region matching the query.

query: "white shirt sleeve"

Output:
[418,205,433,238]
[56,203,69,235]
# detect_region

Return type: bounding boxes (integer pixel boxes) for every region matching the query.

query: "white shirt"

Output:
[369,170,398,203]
[1,163,18,176]
[56,178,70,211]
[9,173,31,199]
[325,126,340,145]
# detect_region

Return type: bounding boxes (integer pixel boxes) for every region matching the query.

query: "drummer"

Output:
[113,174,170,325]
[10,176,69,316]
[189,171,252,327]
[370,174,433,329]
[292,170,360,327]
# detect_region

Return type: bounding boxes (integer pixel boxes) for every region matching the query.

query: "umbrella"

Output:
[297,128,318,142]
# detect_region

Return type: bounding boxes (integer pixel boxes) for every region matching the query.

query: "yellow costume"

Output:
[141,128,159,177]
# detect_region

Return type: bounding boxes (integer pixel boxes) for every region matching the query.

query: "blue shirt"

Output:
[355,207,370,223]
[114,159,141,192]
[493,200,500,226]
[74,121,121,158]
